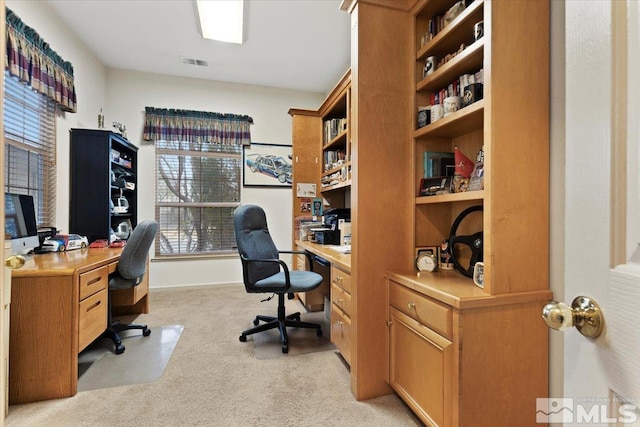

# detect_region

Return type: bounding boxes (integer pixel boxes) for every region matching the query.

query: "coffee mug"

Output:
[443,96,462,116]
[474,21,484,41]
[462,83,484,107]
[417,106,431,128]
[423,56,436,78]
[430,104,444,122]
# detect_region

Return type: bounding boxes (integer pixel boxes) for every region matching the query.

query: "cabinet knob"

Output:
[336,321,344,327]
[407,302,416,310]
[337,298,343,304]
[336,276,343,283]
[386,320,393,327]
[5,255,25,269]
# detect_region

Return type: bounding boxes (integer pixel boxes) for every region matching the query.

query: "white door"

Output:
[549,1,640,426]
[0,2,7,423]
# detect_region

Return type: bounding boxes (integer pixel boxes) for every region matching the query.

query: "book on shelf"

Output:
[423,151,455,178]
[324,150,346,171]
[467,147,485,191]
[323,118,347,144]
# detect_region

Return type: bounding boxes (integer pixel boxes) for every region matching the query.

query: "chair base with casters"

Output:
[239,293,322,354]
[101,219,158,354]
[102,297,151,354]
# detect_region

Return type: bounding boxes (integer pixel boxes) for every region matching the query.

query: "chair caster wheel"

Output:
[115,343,125,354]
[253,318,260,326]
[143,327,151,337]
[239,334,247,342]
[282,345,289,354]
[317,328,323,337]
[294,314,301,321]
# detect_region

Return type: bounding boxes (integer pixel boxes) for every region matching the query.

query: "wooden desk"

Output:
[9,248,149,405]
[295,240,351,272]
[295,241,352,364]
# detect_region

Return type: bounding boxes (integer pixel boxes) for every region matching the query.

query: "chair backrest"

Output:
[117,220,158,280]
[233,205,279,288]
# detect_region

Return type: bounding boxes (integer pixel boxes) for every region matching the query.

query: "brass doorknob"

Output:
[5,255,26,269]
[541,296,603,338]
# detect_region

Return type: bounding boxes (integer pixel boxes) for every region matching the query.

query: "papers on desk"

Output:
[328,245,351,254]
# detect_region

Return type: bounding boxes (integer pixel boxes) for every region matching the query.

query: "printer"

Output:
[315,208,351,245]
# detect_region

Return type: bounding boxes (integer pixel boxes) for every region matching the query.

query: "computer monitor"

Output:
[5,192,39,255]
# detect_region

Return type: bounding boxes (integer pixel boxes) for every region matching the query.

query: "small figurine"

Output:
[112,121,127,138]
[440,239,454,270]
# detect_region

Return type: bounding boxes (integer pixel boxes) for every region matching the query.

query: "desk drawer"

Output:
[389,281,452,339]
[331,282,352,318]
[78,288,108,352]
[331,304,351,365]
[79,265,108,300]
[331,265,351,293]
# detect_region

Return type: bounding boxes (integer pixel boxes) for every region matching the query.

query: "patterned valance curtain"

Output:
[143,107,254,146]
[5,8,77,113]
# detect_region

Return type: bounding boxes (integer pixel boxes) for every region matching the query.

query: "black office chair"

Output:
[103,220,158,354]
[234,205,323,354]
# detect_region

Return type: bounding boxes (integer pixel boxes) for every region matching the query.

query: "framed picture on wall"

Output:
[242,143,293,188]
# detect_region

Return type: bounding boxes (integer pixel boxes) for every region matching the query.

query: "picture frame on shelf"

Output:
[419,176,452,196]
[243,143,293,188]
[467,162,484,191]
[416,246,439,258]
[467,147,485,191]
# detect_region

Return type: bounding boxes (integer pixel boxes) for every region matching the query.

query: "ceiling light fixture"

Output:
[196,0,244,44]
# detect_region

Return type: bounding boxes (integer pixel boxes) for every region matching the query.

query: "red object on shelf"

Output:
[109,240,127,248]
[89,239,109,248]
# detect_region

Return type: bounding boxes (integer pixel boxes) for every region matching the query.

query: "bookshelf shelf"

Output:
[416,39,484,92]
[416,0,484,62]
[414,99,484,138]
[415,190,484,205]
[322,160,351,178]
[323,129,348,150]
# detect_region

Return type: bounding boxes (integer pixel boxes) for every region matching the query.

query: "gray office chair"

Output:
[234,205,323,353]
[103,220,158,354]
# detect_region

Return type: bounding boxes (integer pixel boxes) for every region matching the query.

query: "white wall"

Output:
[7,1,326,288]
[105,70,324,287]
[6,0,108,226]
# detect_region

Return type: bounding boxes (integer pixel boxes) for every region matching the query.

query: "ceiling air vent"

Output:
[180,57,209,67]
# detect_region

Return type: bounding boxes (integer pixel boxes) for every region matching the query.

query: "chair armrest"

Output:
[278,250,315,272]
[241,255,292,290]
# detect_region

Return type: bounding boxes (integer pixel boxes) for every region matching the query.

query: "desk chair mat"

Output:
[78,324,184,391]
[250,299,335,360]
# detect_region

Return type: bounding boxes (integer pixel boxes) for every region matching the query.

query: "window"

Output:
[155,140,241,256]
[3,72,57,226]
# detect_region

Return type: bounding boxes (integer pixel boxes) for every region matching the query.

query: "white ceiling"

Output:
[46,0,352,94]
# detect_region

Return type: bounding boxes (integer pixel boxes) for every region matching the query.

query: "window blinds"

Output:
[155,140,241,256]
[3,72,57,227]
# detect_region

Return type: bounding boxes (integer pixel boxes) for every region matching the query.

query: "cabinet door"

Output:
[331,303,351,365]
[389,307,453,427]
[291,114,321,219]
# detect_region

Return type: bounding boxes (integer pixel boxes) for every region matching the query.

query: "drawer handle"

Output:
[86,276,103,286]
[337,298,343,304]
[336,321,344,327]
[407,302,416,310]
[336,276,343,283]
[86,300,102,312]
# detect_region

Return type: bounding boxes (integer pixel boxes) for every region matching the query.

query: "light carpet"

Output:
[6,284,421,427]
[78,325,184,392]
